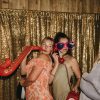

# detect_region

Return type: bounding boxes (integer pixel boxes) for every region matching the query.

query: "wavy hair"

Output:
[54,32,72,55]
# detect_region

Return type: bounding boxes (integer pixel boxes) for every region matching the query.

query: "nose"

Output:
[63,43,67,48]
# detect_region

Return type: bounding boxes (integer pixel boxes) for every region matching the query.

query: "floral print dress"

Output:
[23,58,53,100]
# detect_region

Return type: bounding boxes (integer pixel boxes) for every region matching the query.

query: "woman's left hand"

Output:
[72,86,79,93]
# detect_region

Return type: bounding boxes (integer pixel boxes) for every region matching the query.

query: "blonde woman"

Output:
[20,37,59,100]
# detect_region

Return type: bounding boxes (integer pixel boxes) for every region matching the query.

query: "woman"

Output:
[21,37,59,100]
[52,32,81,100]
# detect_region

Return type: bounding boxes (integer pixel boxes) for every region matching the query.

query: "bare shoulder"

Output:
[64,55,76,62]
[38,54,50,61]
[71,56,78,63]
[70,56,79,69]
[65,55,79,67]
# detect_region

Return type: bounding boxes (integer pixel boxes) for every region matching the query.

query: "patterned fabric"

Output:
[23,58,53,100]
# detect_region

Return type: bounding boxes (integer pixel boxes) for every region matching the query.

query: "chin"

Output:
[61,51,67,55]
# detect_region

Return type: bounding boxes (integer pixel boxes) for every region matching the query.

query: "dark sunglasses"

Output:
[55,42,74,50]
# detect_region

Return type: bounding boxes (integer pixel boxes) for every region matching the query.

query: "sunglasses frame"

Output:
[54,42,75,51]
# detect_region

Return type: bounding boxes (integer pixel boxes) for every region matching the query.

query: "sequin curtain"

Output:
[0,9,100,100]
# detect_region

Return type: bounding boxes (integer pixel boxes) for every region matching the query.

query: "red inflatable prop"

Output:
[0,46,43,77]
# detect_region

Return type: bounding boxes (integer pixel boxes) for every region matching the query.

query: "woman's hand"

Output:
[20,78,26,86]
[72,86,79,93]
[20,78,33,87]
[52,53,59,66]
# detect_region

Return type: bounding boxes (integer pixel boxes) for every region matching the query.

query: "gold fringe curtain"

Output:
[0,9,100,100]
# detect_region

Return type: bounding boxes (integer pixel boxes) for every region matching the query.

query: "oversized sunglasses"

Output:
[55,42,74,50]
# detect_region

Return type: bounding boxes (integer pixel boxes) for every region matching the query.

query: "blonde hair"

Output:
[41,37,54,43]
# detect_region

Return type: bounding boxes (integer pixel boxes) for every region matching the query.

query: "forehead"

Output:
[42,39,53,45]
[59,38,68,43]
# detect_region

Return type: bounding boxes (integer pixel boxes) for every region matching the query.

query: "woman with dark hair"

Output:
[52,32,81,100]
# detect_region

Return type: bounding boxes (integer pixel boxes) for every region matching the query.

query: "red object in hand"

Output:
[66,91,79,100]
[59,57,64,63]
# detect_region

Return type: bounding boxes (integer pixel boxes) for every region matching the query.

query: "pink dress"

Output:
[23,58,53,100]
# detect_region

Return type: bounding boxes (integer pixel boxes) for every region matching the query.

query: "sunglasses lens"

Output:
[57,43,64,50]
[67,42,74,48]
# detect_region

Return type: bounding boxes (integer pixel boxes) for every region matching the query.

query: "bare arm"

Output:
[71,58,81,92]
[20,48,32,75]
[20,56,27,75]
[49,53,59,84]
[49,63,58,84]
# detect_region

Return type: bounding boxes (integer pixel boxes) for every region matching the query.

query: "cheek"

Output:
[49,48,53,53]
[42,46,45,49]
[49,47,53,51]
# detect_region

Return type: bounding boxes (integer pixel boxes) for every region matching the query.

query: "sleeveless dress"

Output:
[23,58,53,100]
[52,63,73,100]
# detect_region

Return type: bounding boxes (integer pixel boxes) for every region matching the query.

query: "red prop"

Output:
[0,58,11,70]
[0,46,43,77]
[66,91,80,100]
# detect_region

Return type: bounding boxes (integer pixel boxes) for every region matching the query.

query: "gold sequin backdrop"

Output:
[0,9,100,100]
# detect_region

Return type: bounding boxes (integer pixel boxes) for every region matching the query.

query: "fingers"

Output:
[52,52,59,57]
[52,53,59,60]
[72,87,78,93]
[52,53,59,64]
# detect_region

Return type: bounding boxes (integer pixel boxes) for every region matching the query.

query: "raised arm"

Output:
[20,56,27,75]
[49,53,59,84]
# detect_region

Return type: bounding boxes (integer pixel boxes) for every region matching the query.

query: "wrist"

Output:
[54,63,59,67]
